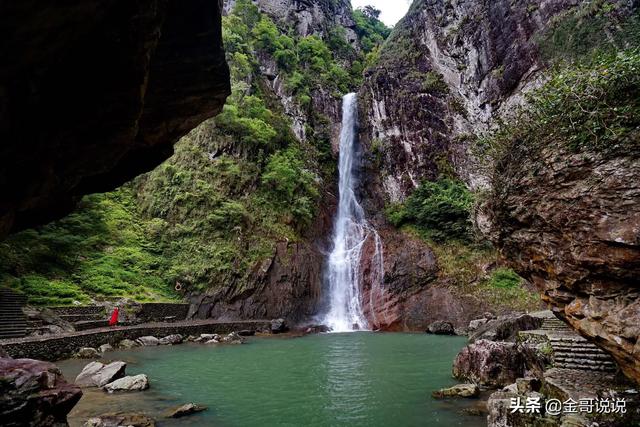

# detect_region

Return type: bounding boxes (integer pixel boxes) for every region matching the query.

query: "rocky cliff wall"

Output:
[0,0,230,237]
[356,0,640,383]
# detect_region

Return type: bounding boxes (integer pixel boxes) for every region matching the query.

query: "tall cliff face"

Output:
[354,0,582,330]
[0,0,231,237]
[358,0,580,205]
[358,0,640,383]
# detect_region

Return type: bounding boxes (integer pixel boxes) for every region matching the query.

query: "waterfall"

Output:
[323,93,384,332]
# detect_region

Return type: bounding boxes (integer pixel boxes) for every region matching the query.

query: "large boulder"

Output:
[453,340,544,387]
[270,318,288,333]
[469,314,543,343]
[103,374,149,392]
[0,0,230,236]
[75,361,127,387]
[426,320,456,335]
[0,358,82,426]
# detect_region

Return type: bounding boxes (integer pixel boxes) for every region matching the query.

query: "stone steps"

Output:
[0,287,28,339]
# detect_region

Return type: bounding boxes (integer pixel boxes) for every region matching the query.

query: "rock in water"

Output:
[453,340,544,387]
[84,412,155,427]
[119,339,139,349]
[103,374,149,392]
[432,384,480,399]
[76,347,100,358]
[136,336,159,346]
[99,344,114,353]
[0,346,9,358]
[270,318,288,333]
[166,403,208,418]
[158,334,183,345]
[426,321,455,335]
[76,361,127,387]
[220,332,244,344]
[0,358,82,425]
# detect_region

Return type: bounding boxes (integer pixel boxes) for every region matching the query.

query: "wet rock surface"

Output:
[166,402,208,418]
[432,383,479,399]
[0,357,82,426]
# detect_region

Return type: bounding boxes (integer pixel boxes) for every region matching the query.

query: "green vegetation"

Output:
[403,233,539,312]
[0,189,178,305]
[486,268,522,289]
[478,49,640,196]
[538,2,640,64]
[1,0,348,304]
[422,71,449,94]
[386,178,474,242]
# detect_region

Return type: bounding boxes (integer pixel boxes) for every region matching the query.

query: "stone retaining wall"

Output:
[0,320,270,361]
[136,303,190,322]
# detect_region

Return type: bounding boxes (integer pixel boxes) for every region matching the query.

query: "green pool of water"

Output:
[58,333,485,426]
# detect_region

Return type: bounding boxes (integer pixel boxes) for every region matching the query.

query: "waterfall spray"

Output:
[323,93,384,332]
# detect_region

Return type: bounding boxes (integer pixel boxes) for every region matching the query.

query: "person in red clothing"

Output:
[108,307,119,326]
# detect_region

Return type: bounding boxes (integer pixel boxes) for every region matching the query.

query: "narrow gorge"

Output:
[0,0,639,426]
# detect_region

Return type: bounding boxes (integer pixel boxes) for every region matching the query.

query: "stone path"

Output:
[0,318,271,361]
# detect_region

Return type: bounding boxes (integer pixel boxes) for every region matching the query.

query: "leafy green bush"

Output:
[261,148,320,225]
[479,49,640,180]
[386,178,474,242]
[487,268,522,289]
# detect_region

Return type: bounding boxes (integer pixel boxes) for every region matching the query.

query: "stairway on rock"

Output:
[539,317,617,373]
[0,287,28,339]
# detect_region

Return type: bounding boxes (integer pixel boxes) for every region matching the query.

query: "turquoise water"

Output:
[59,333,485,427]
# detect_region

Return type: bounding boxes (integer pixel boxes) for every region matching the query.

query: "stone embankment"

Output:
[0,319,271,361]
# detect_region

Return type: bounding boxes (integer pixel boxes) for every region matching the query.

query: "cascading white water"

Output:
[323,93,384,332]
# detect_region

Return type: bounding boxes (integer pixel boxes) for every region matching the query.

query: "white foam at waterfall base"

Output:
[323,93,384,333]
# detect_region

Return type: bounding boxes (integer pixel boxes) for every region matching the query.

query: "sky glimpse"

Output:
[351,0,412,26]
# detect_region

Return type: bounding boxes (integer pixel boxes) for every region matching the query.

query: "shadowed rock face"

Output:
[483,144,640,384]
[0,0,230,237]
[0,357,82,426]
